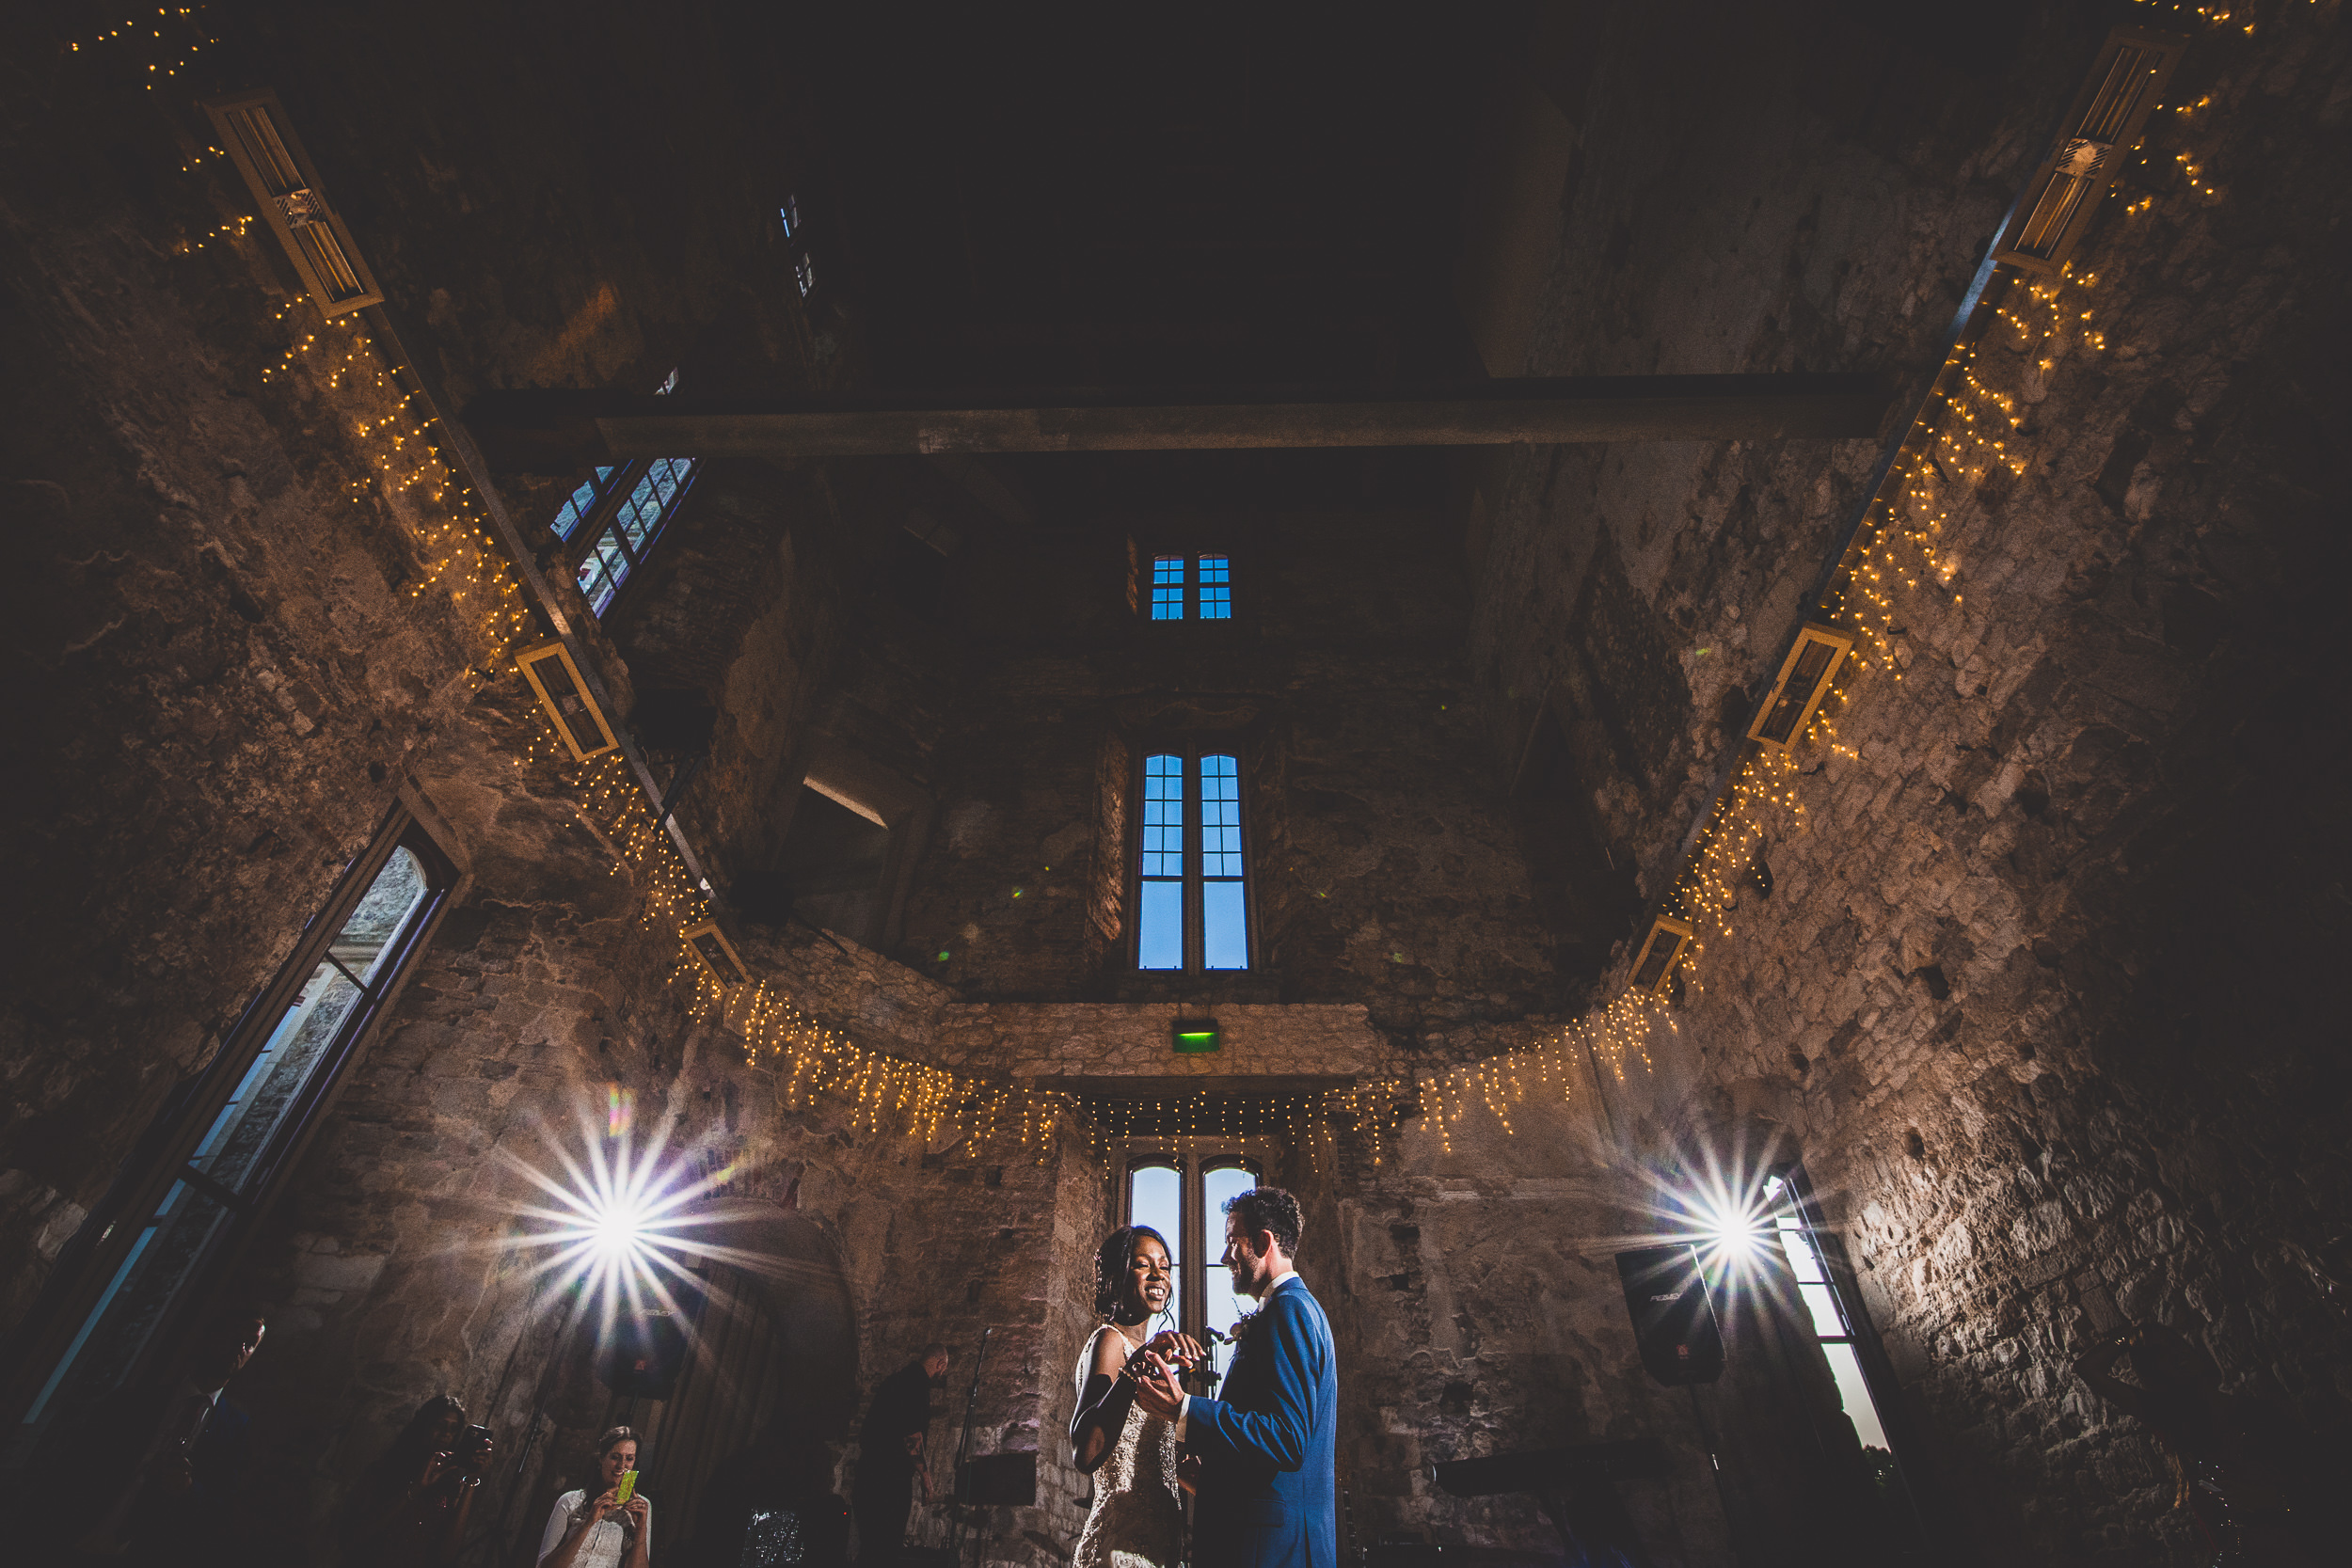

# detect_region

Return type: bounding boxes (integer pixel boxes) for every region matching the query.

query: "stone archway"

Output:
[620,1207,859,1550]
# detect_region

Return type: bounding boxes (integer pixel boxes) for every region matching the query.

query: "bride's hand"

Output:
[1146,1331,1205,1367]
[1131,1353,1186,1419]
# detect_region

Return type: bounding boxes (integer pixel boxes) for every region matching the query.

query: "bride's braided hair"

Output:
[1093,1224,1171,1319]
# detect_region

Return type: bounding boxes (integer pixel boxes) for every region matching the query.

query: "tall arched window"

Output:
[1136,748,1251,973]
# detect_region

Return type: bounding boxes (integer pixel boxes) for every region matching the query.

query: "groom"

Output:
[1134,1185,1337,1568]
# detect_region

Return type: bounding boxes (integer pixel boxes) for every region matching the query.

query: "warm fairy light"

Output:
[133,0,2269,1164]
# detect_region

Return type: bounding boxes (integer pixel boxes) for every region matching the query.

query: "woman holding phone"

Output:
[536,1425,651,1568]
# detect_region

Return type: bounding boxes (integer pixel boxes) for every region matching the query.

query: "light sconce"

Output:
[200,89,384,318]
[1746,623,1854,751]
[682,921,749,987]
[1630,915,1694,995]
[516,641,618,762]
[1171,1017,1221,1054]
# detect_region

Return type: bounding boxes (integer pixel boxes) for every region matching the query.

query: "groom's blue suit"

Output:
[1182,1275,1338,1568]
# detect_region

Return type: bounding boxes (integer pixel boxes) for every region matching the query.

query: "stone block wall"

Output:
[1470,5,2352,1564]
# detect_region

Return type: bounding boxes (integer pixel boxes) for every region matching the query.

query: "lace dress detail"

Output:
[1071,1326,1183,1568]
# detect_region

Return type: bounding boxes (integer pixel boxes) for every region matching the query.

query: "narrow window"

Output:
[1200,754,1247,969]
[1765,1169,1927,1542]
[551,375,699,617]
[1197,554,1232,619]
[1199,1160,1259,1380]
[1122,1151,1263,1383]
[576,456,698,614]
[18,812,454,1438]
[1126,1161,1185,1327]
[1137,754,1185,970]
[1150,557,1186,621]
[1134,749,1250,973]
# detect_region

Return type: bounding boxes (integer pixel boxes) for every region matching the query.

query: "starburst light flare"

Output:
[495,1096,748,1342]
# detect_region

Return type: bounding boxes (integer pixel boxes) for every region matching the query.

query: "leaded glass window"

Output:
[574,456,700,615]
[1150,558,1186,622]
[1135,749,1249,973]
[1198,555,1232,619]
[1145,554,1232,620]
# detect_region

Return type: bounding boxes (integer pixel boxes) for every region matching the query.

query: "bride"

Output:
[1067,1225,1204,1568]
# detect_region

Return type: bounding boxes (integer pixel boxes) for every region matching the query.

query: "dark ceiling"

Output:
[796,8,1518,394]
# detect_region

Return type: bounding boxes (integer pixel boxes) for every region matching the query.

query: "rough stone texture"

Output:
[5,7,2347,1568]
[890,495,1595,1037]
[1467,6,2352,1565]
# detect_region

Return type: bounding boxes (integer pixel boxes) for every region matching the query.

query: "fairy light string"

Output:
[123,0,2270,1164]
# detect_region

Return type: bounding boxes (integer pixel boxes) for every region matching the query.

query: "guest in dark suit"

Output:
[1134,1187,1337,1568]
[52,1305,268,1566]
[850,1343,946,1563]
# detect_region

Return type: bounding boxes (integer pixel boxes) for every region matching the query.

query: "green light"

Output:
[1172,1018,1220,1054]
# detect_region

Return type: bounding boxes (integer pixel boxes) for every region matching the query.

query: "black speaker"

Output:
[600,1289,702,1400]
[1614,1244,1724,1386]
[954,1450,1036,1506]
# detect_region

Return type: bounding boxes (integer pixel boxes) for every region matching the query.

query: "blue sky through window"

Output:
[1138,754,1184,968]
[1128,1164,1184,1332]
[1151,558,1185,621]
[1198,555,1232,619]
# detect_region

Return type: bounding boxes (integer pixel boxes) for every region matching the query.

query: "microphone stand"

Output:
[948,1327,991,1568]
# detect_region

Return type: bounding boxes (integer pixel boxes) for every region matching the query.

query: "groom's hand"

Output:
[1132,1352,1186,1419]
[1145,1330,1205,1368]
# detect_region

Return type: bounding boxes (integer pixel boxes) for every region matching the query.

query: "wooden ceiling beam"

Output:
[467,373,1890,470]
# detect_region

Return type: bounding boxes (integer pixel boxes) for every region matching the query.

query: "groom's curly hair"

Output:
[1224,1186,1302,1257]
[1094,1224,1172,1318]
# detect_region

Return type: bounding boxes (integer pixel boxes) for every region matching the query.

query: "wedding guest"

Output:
[341,1394,494,1567]
[686,1420,848,1567]
[538,1426,651,1568]
[56,1304,268,1566]
[850,1344,946,1563]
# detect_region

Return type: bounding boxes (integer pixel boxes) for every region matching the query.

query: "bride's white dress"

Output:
[1070,1325,1184,1568]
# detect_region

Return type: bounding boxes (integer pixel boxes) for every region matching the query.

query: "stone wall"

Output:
[1470,5,2352,1564]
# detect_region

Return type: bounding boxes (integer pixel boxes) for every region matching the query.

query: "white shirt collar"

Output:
[1262,1267,1299,1297]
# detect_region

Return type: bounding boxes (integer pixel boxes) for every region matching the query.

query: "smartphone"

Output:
[615,1469,639,1505]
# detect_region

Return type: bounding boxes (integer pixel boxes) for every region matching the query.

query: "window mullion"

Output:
[1186,752,1203,973]
[564,461,648,566]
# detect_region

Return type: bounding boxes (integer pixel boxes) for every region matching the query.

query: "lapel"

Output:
[1226,1275,1299,1397]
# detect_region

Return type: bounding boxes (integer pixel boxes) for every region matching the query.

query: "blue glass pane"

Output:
[1201,1164,1258,1378]
[1202,880,1248,970]
[551,466,620,541]
[1138,880,1184,969]
[1128,1165,1184,1271]
[580,531,628,616]
[1198,554,1231,619]
[1151,556,1185,621]
[1200,755,1243,876]
[614,457,693,549]
[1141,753,1184,876]
[1128,1164,1184,1330]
